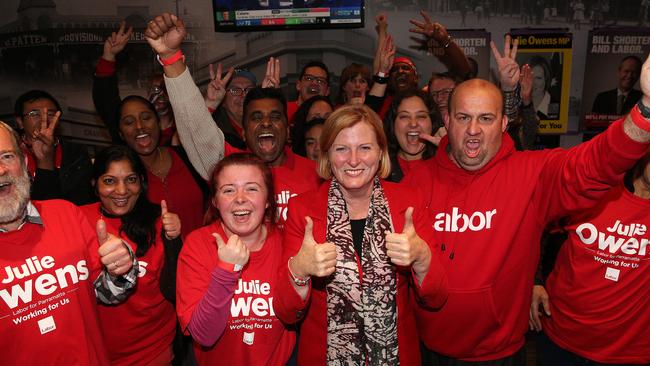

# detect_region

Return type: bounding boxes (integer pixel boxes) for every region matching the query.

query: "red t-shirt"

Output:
[543,185,650,364]
[0,200,109,365]
[286,100,299,124]
[224,145,320,225]
[147,148,205,236]
[80,203,177,366]
[177,222,295,365]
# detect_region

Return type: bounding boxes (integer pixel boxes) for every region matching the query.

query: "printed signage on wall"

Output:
[581,28,650,131]
[510,29,573,134]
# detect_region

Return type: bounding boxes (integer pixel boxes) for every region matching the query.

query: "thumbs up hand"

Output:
[160,200,181,240]
[97,219,134,276]
[213,232,249,268]
[386,207,431,273]
[290,217,337,278]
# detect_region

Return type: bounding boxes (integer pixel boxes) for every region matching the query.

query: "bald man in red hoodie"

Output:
[417,44,650,364]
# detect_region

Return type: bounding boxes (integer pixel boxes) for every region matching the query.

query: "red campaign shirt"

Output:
[225,144,320,225]
[416,118,648,361]
[177,222,295,365]
[80,203,177,366]
[147,148,205,236]
[543,185,650,364]
[274,180,448,366]
[286,100,299,124]
[398,157,435,203]
[0,200,109,365]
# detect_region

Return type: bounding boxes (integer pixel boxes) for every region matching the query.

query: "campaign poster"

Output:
[581,28,650,130]
[428,29,491,80]
[509,29,573,134]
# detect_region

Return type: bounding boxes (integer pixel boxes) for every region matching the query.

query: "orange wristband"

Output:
[157,50,184,66]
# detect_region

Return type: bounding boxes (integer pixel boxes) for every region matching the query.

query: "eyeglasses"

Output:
[227,87,254,96]
[22,109,58,120]
[302,74,328,86]
[430,88,454,99]
[149,85,166,96]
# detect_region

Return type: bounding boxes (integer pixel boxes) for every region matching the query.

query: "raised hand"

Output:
[490,34,520,91]
[290,217,337,278]
[375,12,388,34]
[520,64,533,106]
[31,108,61,169]
[144,13,186,58]
[160,200,181,240]
[529,285,551,332]
[102,20,133,61]
[97,219,133,277]
[213,232,249,268]
[420,126,447,147]
[205,63,234,110]
[377,34,396,74]
[385,207,431,276]
[261,57,281,89]
[409,10,450,43]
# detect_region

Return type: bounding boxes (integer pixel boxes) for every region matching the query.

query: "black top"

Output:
[350,218,366,257]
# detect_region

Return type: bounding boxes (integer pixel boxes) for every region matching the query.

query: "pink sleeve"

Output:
[186,267,239,347]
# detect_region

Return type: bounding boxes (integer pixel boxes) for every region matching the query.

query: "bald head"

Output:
[444,79,508,172]
[449,79,505,116]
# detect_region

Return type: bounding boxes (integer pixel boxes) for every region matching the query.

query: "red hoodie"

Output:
[543,185,650,364]
[416,118,649,361]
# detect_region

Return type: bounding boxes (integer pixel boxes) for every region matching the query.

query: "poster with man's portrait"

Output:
[510,29,573,134]
[581,28,650,131]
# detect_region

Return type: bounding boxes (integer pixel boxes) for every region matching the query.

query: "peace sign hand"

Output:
[205,63,234,110]
[32,108,61,169]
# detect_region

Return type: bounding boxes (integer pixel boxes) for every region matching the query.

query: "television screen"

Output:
[212,1,364,32]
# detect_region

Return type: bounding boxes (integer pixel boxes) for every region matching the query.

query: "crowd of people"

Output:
[1,8,649,366]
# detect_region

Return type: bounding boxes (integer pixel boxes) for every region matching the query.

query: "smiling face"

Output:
[329,121,381,197]
[618,58,642,92]
[0,128,30,227]
[244,98,288,166]
[119,99,161,157]
[148,76,170,116]
[214,164,268,241]
[394,96,433,160]
[97,159,142,217]
[446,80,507,172]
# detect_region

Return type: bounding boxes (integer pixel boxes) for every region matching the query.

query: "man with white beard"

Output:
[0,121,138,365]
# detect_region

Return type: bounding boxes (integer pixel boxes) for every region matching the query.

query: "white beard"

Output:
[0,168,30,224]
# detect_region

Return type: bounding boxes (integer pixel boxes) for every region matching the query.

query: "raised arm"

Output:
[490,34,522,123]
[409,11,471,78]
[93,21,133,143]
[144,13,225,180]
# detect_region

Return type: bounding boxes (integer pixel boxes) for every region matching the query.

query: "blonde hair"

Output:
[317,104,391,180]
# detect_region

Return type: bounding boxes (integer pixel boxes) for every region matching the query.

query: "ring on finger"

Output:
[112,261,119,269]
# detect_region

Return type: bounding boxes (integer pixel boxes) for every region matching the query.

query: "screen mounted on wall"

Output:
[212,1,364,32]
